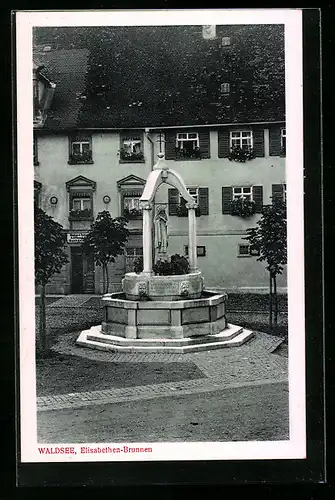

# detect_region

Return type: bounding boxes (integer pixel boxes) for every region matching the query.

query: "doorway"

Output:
[70,247,95,294]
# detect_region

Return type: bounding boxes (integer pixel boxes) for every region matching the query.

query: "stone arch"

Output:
[140,168,196,206]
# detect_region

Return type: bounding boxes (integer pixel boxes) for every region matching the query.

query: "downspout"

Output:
[145,129,156,266]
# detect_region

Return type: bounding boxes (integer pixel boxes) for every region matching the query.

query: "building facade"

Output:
[33,25,286,295]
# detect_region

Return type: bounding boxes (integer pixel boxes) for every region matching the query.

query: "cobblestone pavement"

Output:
[37,329,288,412]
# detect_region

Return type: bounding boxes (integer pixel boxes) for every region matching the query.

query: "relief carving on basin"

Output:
[122,271,204,301]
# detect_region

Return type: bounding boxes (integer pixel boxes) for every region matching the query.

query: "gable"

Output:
[66,175,96,191]
[117,174,146,189]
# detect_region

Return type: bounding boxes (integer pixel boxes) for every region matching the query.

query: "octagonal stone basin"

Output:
[122,271,204,301]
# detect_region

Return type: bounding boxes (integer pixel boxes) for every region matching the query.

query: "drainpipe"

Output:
[145,128,156,265]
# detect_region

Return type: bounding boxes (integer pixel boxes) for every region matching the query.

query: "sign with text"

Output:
[67,231,89,244]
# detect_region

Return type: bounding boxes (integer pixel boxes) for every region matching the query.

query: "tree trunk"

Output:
[273,274,278,326]
[269,274,273,332]
[37,283,47,357]
[104,263,109,294]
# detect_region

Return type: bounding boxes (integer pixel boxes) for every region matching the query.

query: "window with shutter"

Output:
[165,129,210,160]
[198,187,209,215]
[269,127,282,156]
[253,128,265,157]
[272,184,285,203]
[222,186,233,213]
[168,188,179,215]
[252,185,263,213]
[218,129,230,158]
[120,132,144,163]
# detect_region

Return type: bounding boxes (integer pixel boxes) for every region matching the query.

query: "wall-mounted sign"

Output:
[103,195,111,204]
[50,196,58,205]
[67,231,89,244]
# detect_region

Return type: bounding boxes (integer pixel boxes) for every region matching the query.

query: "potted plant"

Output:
[69,150,93,164]
[175,147,201,160]
[119,148,144,162]
[123,207,143,219]
[69,208,92,219]
[231,198,256,218]
[228,146,255,162]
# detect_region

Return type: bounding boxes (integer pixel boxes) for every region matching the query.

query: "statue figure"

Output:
[154,206,168,254]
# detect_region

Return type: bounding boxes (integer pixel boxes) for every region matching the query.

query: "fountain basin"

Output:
[100,290,228,339]
[122,271,204,301]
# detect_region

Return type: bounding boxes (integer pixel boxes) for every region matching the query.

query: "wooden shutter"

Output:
[269,127,281,156]
[253,128,265,157]
[222,186,233,213]
[199,130,210,159]
[252,185,263,213]
[164,130,176,160]
[272,184,284,203]
[198,187,209,215]
[218,129,230,158]
[168,188,179,215]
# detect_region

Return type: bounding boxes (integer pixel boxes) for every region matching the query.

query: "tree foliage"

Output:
[82,211,129,293]
[34,206,69,285]
[244,198,287,330]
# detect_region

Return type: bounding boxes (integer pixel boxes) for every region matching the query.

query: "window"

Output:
[123,195,142,218]
[220,83,230,94]
[69,134,93,164]
[120,133,144,162]
[175,132,201,159]
[221,36,231,46]
[283,183,287,203]
[185,245,206,257]
[69,196,92,220]
[281,128,286,155]
[179,187,199,205]
[125,247,143,257]
[233,186,252,201]
[238,244,251,257]
[230,130,253,150]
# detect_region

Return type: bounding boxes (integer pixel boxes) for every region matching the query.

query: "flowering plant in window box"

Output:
[176,204,201,217]
[123,207,143,219]
[231,198,256,218]
[69,208,93,219]
[228,146,255,162]
[175,147,201,160]
[68,150,93,164]
[119,148,145,162]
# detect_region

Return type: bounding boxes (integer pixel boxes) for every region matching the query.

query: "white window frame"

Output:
[283,183,287,203]
[176,132,199,150]
[71,140,91,155]
[232,186,253,201]
[123,195,141,211]
[72,197,92,211]
[230,130,253,149]
[179,187,199,205]
[238,244,251,257]
[221,36,231,46]
[122,137,142,154]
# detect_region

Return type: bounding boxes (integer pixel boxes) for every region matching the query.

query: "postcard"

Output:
[16,9,307,469]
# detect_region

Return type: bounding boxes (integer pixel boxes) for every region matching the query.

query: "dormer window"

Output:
[220,83,230,94]
[221,36,231,46]
[68,133,93,164]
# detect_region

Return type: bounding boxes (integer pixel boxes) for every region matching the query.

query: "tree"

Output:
[35,207,69,356]
[82,211,129,294]
[244,198,287,330]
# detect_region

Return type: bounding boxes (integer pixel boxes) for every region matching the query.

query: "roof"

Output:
[33,25,285,130]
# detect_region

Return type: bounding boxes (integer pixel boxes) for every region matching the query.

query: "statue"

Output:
[154,206,168,255]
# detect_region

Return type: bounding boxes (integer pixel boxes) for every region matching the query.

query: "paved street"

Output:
[37,381,288,443]
[36,297,288,443]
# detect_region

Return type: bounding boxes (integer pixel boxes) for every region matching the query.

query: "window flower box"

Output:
[175,147,201,160]
[119,149,145,163]
[228,146,255,162]
[68,150,93,164]
[69,208,93,220]
[231,198,256,218]
[123,207,143,219]
[176,204,201,217]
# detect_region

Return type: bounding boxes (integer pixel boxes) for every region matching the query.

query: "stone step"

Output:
[76,325,254,354]
[85,323,243,348]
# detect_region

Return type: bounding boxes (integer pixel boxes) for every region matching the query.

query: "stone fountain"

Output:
[77,154,254,353]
